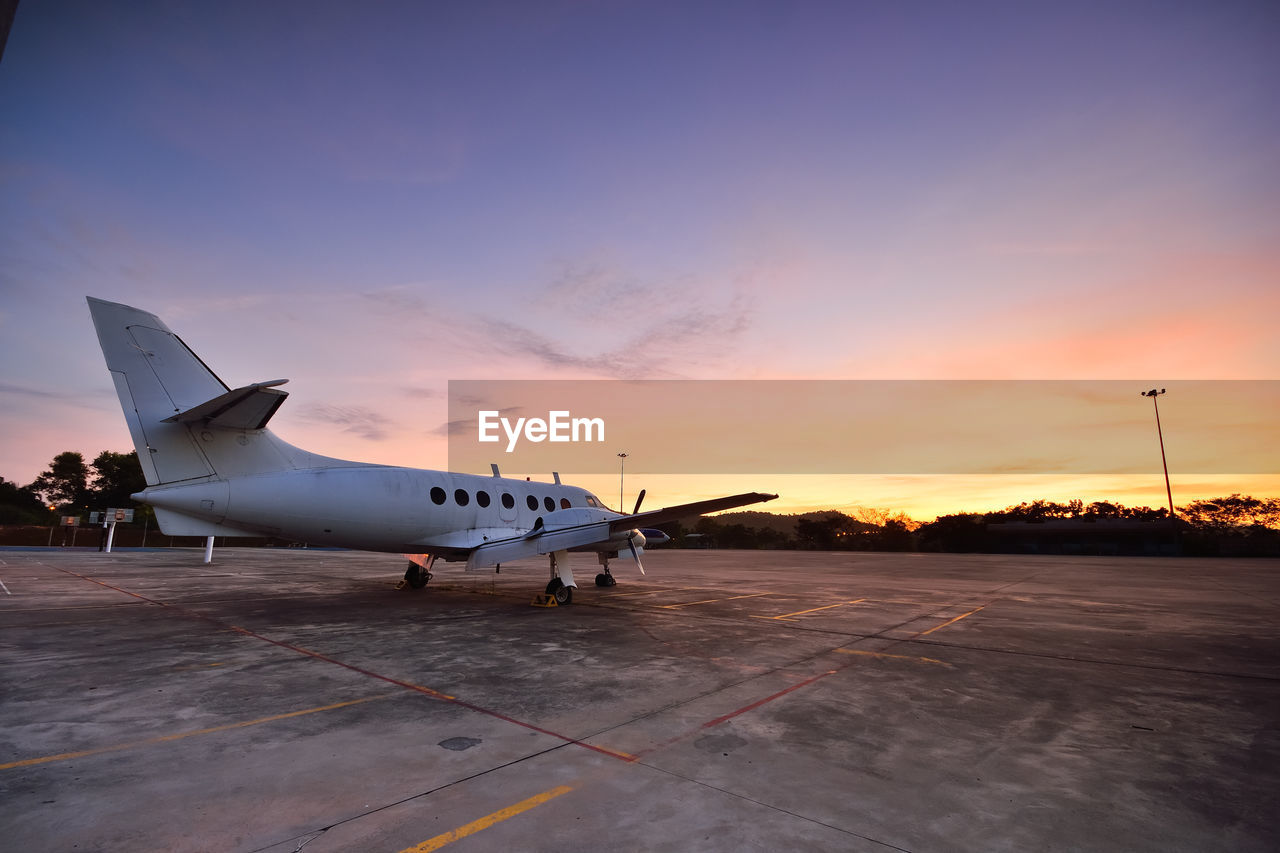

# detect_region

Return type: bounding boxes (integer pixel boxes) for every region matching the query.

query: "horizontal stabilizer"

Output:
[162,380,289,430]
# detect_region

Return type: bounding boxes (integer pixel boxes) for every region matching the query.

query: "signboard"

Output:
[61,516,80,527]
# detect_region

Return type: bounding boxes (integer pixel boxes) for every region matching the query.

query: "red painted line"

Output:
[53,567,635,763]
[699,670,837,729]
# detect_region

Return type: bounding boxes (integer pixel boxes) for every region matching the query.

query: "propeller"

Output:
[619,489,647,574]
[626,531,646,575]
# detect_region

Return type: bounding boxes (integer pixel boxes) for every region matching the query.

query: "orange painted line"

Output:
[400,786,574,852]
[834,649,951,666]
[608,586,703,598]
[660,592,774,609]
[752,598,865,620]
[918,605,986,636]
[0,694,395,771]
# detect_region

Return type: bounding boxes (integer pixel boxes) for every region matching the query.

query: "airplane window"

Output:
[501,493,515,509]
[477,490,491,508]
[560,498,571,509]
[585,495,598,507]
[455,489,469,506]
[526,495,538,511]
[431,486,446,505]
[543,496,555,512]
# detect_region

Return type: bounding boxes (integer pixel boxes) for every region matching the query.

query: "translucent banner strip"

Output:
[446,380,1278,475]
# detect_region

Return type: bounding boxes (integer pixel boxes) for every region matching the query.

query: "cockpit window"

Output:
[585,495,599,507]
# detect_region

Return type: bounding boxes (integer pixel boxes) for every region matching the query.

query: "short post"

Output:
[105,521,117,553]
[203,535,215,563]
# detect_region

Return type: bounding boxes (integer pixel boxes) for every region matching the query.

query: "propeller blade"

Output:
[632,488,646,515]
[627,536,646,575]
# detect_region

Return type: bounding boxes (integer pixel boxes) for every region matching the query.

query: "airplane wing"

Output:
[462,491,777,570]
[606,492,779,534]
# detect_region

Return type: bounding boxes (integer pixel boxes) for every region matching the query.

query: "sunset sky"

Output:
[1,1,1276,521]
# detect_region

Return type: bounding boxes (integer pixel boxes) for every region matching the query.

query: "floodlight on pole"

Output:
[617,452,628,511]
[1140,388,1176,521]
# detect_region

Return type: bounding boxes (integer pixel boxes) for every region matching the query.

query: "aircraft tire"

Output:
[405,564,429,589]
[554,584,573,605]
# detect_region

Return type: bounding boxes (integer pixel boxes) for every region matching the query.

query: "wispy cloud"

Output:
[361,286,431,316]
[401,386,439,399]
[295,403,392,441]
[433,404,524,438]
[358,268,756,379]
[0,382,72,400]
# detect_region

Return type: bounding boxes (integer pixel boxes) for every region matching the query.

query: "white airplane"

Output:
[87,297,776,603]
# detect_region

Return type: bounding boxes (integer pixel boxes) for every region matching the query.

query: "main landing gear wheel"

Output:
[594,572,616,587]
[546,577,573,605]
[404,563,432,589]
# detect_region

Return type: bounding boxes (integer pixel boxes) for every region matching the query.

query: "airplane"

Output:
[87,297,777,604]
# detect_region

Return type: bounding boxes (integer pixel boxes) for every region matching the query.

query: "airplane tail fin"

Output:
[87,297,294,487]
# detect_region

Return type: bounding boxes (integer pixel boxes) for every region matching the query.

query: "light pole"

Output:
[1140,389,1176,522]
[617,452,628,511]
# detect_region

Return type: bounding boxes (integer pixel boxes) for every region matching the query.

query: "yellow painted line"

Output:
[660,592,774,609]
[0,693,396,771]
[609,586,703,598]
[751,598,866,620]
[834,649,952,666]
[918,605,986,636]
[400,785,574,852]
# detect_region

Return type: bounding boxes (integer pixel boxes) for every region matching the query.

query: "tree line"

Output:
[2,449,1278,556]
[656,497,1280,557]
[0,450,148,525]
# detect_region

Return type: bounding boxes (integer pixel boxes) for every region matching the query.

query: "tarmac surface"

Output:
[1,547,1277,852]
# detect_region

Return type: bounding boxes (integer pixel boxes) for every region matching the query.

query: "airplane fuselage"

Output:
[138,466,616,555]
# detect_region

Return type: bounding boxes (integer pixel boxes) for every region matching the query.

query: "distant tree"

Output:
[752,526,793,550]
[995,500,1079,522]
[1179,495,1280,530]
[1123,505,1169,522]
[89,450,147,509]
[1085,501,1120,519]
[917,514,990,553]
[0,475,50,524]
[795,512,873,550]
[650,519,684,545]
[29,451,91,510]
[846,507,920,531]
[873,517,916,551]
